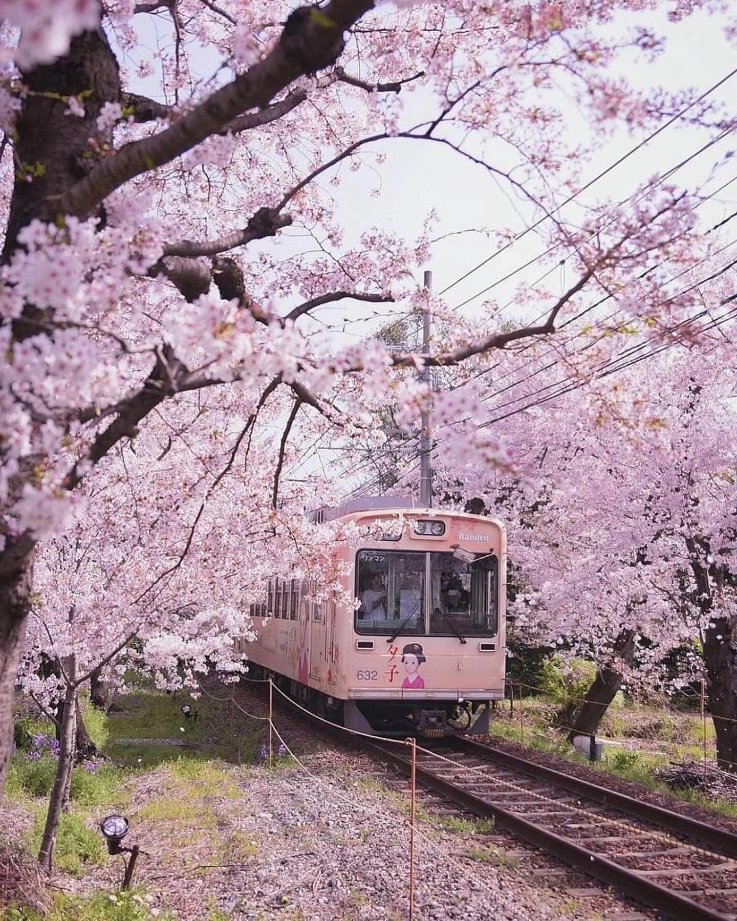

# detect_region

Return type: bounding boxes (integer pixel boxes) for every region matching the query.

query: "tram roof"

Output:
[309,496,419,523]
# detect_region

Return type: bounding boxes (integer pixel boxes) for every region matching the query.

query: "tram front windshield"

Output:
[355,550,497,637]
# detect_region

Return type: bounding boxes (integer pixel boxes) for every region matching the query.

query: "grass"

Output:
[465,844,518,868]
[440,815,495,835]
[220,831,258,860]
[26,812,106,876]
[104,692,206,745]
[487,695,737,819]
[0,890,174,921]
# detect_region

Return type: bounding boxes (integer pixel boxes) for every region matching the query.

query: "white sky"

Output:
[118,5,737,489]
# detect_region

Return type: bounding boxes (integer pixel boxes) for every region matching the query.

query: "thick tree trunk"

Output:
[74,707,97,761]
[703,614,737,772]
[0,560,34,790]
[89,667,111,711]
[0,30,120,796]
[566,630,636,743]
[38,671,77,873]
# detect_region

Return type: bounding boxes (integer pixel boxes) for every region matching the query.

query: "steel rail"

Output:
[452,736,737,858]
[369,740,733,921]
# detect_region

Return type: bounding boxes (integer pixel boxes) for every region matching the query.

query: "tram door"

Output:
[309,586,328,681]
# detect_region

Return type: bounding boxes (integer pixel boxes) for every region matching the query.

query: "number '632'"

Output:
[356,669,378,680]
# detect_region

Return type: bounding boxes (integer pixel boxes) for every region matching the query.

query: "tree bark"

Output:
[38,669,77,873]
[566,630,636,743]
[0,559,34,791]
[89,667,110,710]
[0,30,120,795]
[74,706,97,761]
[703,614,737,772]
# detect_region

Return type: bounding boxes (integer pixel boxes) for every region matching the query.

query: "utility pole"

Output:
[419,270,432,507]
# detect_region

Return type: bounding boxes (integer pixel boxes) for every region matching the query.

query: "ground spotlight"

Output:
[99,814,143,889]
[100,814,129,855]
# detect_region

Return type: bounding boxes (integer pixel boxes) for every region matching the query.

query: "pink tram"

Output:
[240,498,507,736]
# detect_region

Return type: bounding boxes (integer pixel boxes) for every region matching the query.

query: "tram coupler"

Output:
[418,709,448,737]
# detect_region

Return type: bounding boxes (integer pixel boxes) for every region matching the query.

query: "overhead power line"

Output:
[437,65,737,302]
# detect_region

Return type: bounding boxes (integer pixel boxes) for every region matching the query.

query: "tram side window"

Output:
[267,583,274,618]
[290,578,298,620]
[275,581,283,618]
[355,550,424,636]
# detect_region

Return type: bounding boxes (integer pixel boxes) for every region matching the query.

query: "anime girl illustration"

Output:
[401,642,427,689]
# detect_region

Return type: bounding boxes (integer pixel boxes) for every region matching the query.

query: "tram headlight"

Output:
[413,520,445,536]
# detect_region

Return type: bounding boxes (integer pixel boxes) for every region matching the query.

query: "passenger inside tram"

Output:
[358,574,387,620]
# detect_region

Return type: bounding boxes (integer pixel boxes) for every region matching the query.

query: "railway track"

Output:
[365,734,737,921]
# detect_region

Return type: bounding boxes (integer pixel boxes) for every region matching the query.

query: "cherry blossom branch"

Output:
[198,0,237,25]
[390,267,597,370]
[162,207,292,258]
[64,346,190,491]
[272,398,302,508]
[75,629,139,686]
[286,290,393,321]
[332,66,425,93]
[228,89,308,134]
[128,377,282,606]
[60,0,375,218]
[121,92,172,123]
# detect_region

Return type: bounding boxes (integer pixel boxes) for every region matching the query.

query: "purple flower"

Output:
[83,760,97,773]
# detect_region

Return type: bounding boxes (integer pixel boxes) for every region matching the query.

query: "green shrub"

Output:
[79,697,109,750]
[13,715,52,752]
[10,756,57,799]
[539,655,597,709]
[505,638,553,694]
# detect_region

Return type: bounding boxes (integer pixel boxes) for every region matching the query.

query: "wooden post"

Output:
[122,845,140,890]
[701,678,708,783]
[407,737,417,921]
[268,677,274,768]
[518,682,524,745]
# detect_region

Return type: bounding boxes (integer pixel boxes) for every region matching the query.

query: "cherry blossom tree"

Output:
[434,333,737,765]
[20,383,371,869]
[1,0,734,794]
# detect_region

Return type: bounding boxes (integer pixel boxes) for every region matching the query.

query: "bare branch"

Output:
[287,290,393,321]
[333,66,425,93]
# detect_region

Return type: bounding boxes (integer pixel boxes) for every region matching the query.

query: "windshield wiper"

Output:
[387,599,421,644]
[433,604,467,644]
